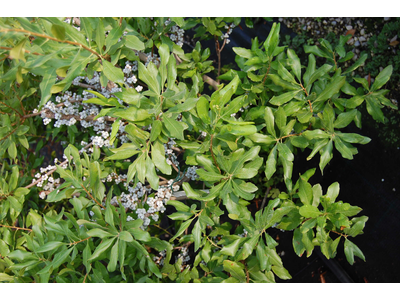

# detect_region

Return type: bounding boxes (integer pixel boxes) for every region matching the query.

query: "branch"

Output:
[24,142,94,189]
[0,28,104,60]
[0,224,32,232]
[260,186,271,211]
[0,46,43,56]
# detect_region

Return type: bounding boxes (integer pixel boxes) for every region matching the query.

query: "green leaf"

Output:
[314,76,346,103]
[167,53,177,90]
[88,237,116,262]
[306,64,333,91]
[344,239,365,265]
[138,61,160,95]
[168,211,194,221]
[105,143,139,161]
[146,155,159,190]
[196,96,211,124]
[343,53,368,75]
[51,24,65,40]
[264,106,276,137]
[277,143,294,162]
[39,68,57,109]
[166,200,190,212]
[287,49,302,82]
[80,17,93,42]
[36,241,66,253]
[169,218,193,242]
[196,168,225,182]
[298,176,313,206]
[102,59,124,84]
[345,95,365,109]
[269,89,302,106]
[214,75,241,108]
[113,107,152,122]
[51,247,74,270]
[299,205,321,218]
[107,239,119,272]
[0,273,14,282]
[334,137,353,160]
[119,231,134,242]
[129,228,151,242]
[233,47,253,59]
[151,141,172,175]
[336,133,370,145]
[271,265,292,280]
[293,228,306,257]
[365,96,385,123]
[304,45,331,59]
[333,110,357,128]
[86,228,115,239]
[223,260,246,282]
[220,124,257,136]
[319,139,333,175]
[193,220,202,252]
[95,18,105,54]
[277,60,296,84]
[265,145,277,180]
[264,23,280,57]
[163,117,185,140]
[236,235,259,261]
[105,27,122,53]
[220,238,242,256]
[124,35,145,51]
[10,38,27,62]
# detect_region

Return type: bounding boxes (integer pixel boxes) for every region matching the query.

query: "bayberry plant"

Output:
[0,17,396,283]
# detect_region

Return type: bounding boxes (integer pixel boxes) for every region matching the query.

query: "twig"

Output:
[0,28,104,60]
[210,134,221,174]
[260,186,271,211]
[57,76,98,90]
[24,142,93,189]
[0,224,32,232]
[0,46,43,56]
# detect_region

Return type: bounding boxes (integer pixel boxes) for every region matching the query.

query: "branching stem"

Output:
[0,28,104,60]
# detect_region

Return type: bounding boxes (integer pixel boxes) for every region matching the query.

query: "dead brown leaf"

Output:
[345,29,356,37]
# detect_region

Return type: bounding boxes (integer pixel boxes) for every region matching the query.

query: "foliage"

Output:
[0,17,397,283]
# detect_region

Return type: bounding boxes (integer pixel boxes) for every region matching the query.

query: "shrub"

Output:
[0,17,397,283]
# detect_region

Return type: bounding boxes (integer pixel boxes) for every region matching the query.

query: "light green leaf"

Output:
[169,218,193,242]
[124,35,145,51]
[102,59,124,84]
[344,239,365,265]
[86,228,115,239]
[287,48,302,83]
[264,106,276,137]
[265,145,277,180]
[146,155,159,190]
[299,205,321,218]
[270,89,302,106]
[163,117,186,140]
[151,141,172,175]
[39,68,57,109]
[107,239,119,272]
[271,265,292,280]
[138,61,160,95]
[193,220,202,252]
[88,237,116,262]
